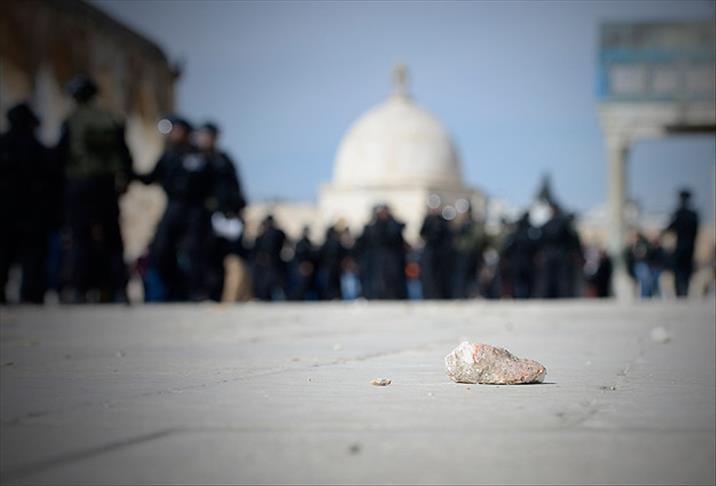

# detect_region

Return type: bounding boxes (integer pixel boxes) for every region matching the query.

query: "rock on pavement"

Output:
[445,341,547,385]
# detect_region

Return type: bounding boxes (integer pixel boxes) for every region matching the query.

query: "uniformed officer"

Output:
[135,116,215,301]
[58,75,132,303]
[194,122,247,301]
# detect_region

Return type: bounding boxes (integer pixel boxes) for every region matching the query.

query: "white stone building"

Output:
[245,66,485,243]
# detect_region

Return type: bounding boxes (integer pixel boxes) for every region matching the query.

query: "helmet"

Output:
[6,102,39,130]
[199,121,220,135]
[66,74,98,102]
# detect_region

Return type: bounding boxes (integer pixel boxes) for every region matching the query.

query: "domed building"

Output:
[245,65,483,243]
[319,65,481,241]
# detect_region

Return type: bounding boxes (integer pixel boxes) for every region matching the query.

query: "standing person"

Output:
[535,202,572,299]
[290,226,318,300]
[0,103,61,304]
[451,206,488,299]
[319,223,348,300]
[662,189,699,297]
[501,212,537,299]
[419,205,452,299]
[647,235,666,297]
[565,213,585,297]
[251,215,288,301]
[135,116,215,301]
[194,122,247,301]
[357,204,407,300]
[624,232,656,298]
[57,75,132,303]
[584,246,612,298]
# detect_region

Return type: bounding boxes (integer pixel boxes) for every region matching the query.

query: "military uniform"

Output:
[58,102,132,302]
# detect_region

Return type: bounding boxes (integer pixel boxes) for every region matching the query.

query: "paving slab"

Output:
[1,300,714,484]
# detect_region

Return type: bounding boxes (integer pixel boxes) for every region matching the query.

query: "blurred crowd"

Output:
[0,75,710,304]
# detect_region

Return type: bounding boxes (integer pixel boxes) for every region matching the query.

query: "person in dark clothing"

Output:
[624,231,659,298]
[662,189,699,297]
[501,212,537,299]
[57,75,132,303]
[419,206,453,299]
[565,213,585,298]
[194,122,247,301]
[319,224,349,300]
[584,247,612,298]
[134,116,215,301]
[290,226,318,300]
[0,103,61,303]
[356,205,407,300]
[647,235,667,297]
[251,215,288,301]
[451,207,488,299]
[535,202,573,299]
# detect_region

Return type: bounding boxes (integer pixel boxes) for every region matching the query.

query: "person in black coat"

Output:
[134,116,215,301]
[319,224,349,300]
[194,122,247,301]
[585,247,612,298]
[419,206,453,299]
[662,189,699,297]
[251,215,288,301]
[357,205,407,300]
[501,212,537,299]
[535,202,573,299]
[289,226,319,300]
[0,103,61,303]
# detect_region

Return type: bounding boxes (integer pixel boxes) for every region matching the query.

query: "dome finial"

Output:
[392,63,409,99]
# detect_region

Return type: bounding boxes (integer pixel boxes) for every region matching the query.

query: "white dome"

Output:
[332,69,462,189]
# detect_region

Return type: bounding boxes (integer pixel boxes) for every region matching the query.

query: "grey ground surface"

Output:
[1,300,714,485]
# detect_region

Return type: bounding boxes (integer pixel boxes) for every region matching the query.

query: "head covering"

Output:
[161,114,193,132]
[199,122,220,135]
[66,74,98,102]
[6,102,39,130]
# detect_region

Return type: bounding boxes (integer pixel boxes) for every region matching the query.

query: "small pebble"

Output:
[370,378,391,386]
[650,327,671,344]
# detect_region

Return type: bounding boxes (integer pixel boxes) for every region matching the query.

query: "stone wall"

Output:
[0,0,177,260]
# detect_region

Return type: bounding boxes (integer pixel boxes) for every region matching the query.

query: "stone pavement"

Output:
[1,300,714,485]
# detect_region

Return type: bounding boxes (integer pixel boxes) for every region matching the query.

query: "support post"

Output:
[606,136,632,300]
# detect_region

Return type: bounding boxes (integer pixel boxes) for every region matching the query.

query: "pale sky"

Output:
[94,0,715,221]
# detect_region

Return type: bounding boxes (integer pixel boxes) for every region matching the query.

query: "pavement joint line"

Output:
[562,329,657,429]
[0,339,456,427]
[6,418,713,483]
[0,428,181,483]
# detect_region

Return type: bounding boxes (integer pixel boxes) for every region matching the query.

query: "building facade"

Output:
[1,0,178,260]
[245,66,485,244]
